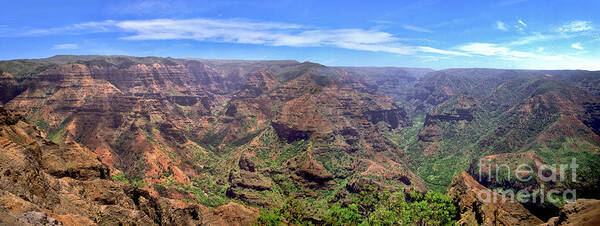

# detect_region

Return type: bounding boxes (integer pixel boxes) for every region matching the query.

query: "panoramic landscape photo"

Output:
[1,0,599,225]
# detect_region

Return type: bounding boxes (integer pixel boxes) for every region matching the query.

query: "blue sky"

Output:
[1,0,599,70]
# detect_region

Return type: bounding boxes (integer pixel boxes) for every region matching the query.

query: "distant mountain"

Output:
[0,55,599,225]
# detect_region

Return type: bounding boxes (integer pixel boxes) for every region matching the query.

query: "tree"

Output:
[324,204,363,226]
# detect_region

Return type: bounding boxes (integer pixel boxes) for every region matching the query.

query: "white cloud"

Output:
[52,43,79,50]
[115,19,412,54]
[457,42,600,70]
[371,20,393,25]
[518,55,600,70]
[507,33,554,46]
[458,43,510,56]
[518,19,527,27]
[20,17,466,57]
[401,24,433,33]
[496,21,508,31]
[571,42,583,50]
[558,21,593,33]
[417,46,470,56]
[515,19,527,31]
[457,42,562,60]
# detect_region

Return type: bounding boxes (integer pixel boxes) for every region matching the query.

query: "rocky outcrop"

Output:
[423,96,477,127]
[238,153,256,172]
[447,172,543,226]
[543,199,600,226]
[0,105,256,225]
[423,109,473,126]
[297,154,335,182]
[0,210,61,226]
[0,72,23,104]
[226,154,273,207]
[226,170,272,206]
[418,126,442,142]
[201,202,259,226]
[228,170,272,191]
[365,107,411,129]
[271,121,313,143]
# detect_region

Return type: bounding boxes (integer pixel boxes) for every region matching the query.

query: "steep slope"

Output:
[447,172,543,225]
[0,104,260,225]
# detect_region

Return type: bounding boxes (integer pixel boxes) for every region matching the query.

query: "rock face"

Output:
[365,108,411,129]
[447,172,543,226]
[543,199,600,226]
[297,154,335,182]
[0,72,22,104]
[0,105,256,225]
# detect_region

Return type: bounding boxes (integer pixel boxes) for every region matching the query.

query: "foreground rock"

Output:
[447,172,543,225]
[0,105,257,225]
[543,199,600,226]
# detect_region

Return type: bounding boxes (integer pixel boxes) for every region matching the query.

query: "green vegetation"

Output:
[535,137,600,198]
[229,128,265,147]
[200,130,227,150]
[111,172,147,188]
[46,117,72,143]
[188,177,229,207]
[256,138,307,169]
[33,119,51,133]
[256,186,457,225]
[0,60,57,78]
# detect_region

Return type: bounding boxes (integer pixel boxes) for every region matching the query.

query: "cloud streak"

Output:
[401,24,433,33]
[558,21,593,33]
[52,43,79,50]
[19,17,464,57]
[571,42,583,50]
[518,19,527,27]
[457,42,562,61]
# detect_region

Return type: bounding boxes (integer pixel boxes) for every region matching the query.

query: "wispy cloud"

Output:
[52,43,79,50]
[401,24,433,33]
[518,19,527,27]
[418,46,469,56]
[370,20,393,25]
[515,19,527,31]
[454,41,600,70]
[507,32,555,46]
[571,42,584,50]
[496,21,508,31]
[457,42,561,61]
[19,17,464,56]
[558,21,593,33]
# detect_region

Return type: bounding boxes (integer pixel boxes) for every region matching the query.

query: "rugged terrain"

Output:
[1,55,599,225]
[0,104,258,225]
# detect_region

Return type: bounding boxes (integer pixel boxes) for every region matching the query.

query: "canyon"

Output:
[0,55,599,225]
